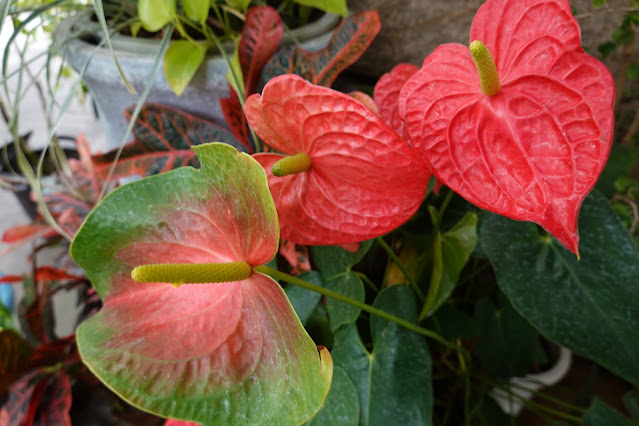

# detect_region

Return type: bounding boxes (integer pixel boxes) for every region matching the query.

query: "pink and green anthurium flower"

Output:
[71,143,333,425]
[245,74,430,245]
[398,0,614,256]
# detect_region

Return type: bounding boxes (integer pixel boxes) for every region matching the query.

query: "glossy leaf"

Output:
[311,242,371,330]
[481,191,639,386]
[246,75,429,245]
[164,40,206,96]
[93,103,241,181]
[420,212,478,319]
[306,366,359,425]
[584,398,635,426]
[138,0,175,32]
[373,63,418,140]
[285,270,324,324]
[400,0,615,255]
[182,0,208,24]
[263,11,381,87]
[295,0,347,17]
[72,143,332,424]
[331,286,433,425]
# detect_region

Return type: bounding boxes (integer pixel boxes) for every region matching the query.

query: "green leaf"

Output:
[225,0,251,13]
[331,286,433,425]
[294,0,348,17]
[164,40,206,96]
[226,41,245,97]
[421,212,477,319]
[584,398,635,425]
[182,0,209,24]
[623,390,639,420]
[628,62,639,81]
[138,0,175,32]
[474,294,545,377]
[597,41,617,58]
[425,304,477,340]
[285,270,324,325]
[480,191,639,387]
[591,0,607,8]
[306,366,359,425]
[595,143,639,197]
[311,241,373,278]
[311,242,372,330]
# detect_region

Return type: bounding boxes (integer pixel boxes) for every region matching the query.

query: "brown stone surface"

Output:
[350,0,636,78]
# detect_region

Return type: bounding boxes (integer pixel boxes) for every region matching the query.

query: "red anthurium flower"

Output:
[374,63,419,140]
[71,143,332,425]
[399,0,614,255]
[245,74,430,245]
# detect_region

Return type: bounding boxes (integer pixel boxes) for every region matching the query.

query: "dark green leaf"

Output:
[325,272,365,331]
[306,366,359,425]
[628,62,639,81]
[623,390,639,420]
[595,143,639,197]
[584,398,635,425]
[421,212,477,318]
[591,0,606,8]
[597,41,616,58]
[331,286,432,425]
[311,240,373,278]
[285,270,324,325]
[425,304,477,340]
[474,295,545,377]
[481,192,639,386]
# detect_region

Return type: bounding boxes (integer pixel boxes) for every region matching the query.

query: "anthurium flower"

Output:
[71,143,332,425]
[245,74,430,245]
[399,0,614,255]
[374,63,418,140]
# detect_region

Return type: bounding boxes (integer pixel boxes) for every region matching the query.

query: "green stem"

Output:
[376,236,425,301]
[255,265,464,354]
[436,188,455,228]
[355,271,379,293]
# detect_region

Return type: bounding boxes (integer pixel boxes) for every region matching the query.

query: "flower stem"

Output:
[255,265,465,354]
[469,40,500,96]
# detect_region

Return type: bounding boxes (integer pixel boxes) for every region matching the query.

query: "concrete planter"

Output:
[57,11,340,153]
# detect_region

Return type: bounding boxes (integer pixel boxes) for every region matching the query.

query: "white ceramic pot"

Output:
[56,11,340,153]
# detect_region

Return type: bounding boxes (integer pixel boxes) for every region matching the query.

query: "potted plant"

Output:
[3,0,639,424]
[49,0,349,152]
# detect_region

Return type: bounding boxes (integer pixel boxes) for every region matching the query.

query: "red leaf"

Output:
[0,371,72,426]
[399,0,614,255]
[239,6,283,95]
[2,224,51,244]
[246,75,430,245]
[29,335,78,368]
[0,330,33,396]
[374,63,418,140]
[263,11,381,87]
[92,103,241,180]
[220,90,252,152]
